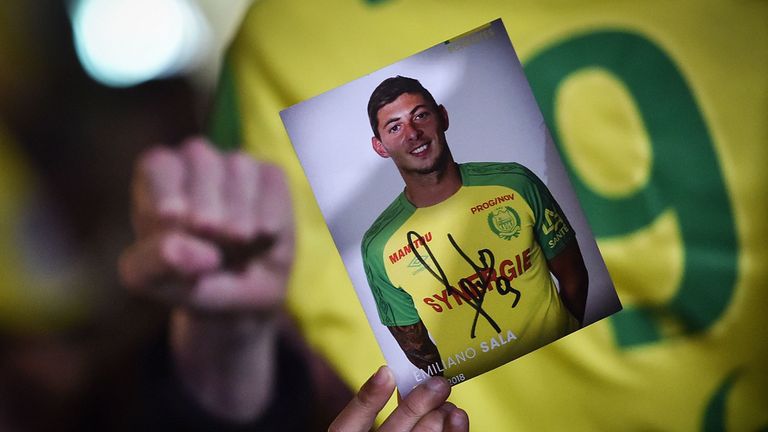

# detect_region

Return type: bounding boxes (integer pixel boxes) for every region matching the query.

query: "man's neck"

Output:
[403,162,462,208]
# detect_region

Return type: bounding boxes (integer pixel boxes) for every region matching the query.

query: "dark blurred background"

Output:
[0,1,250,429]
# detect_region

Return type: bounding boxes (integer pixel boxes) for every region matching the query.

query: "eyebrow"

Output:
[382,104,428,129]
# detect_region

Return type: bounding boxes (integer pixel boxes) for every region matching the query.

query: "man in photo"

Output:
[361,76,589,380]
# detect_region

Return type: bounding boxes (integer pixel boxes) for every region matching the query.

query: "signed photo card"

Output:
[281,19,622,395]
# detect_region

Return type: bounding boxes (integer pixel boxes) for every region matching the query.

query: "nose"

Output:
[404,121,422,140]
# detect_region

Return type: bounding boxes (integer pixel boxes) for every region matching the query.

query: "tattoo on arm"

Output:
[548,240,589,326]
[388,321,442,375]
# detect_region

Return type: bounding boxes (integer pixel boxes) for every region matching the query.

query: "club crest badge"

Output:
[488,206,521,240]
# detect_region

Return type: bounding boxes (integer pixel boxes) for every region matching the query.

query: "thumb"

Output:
[328,366,395,432]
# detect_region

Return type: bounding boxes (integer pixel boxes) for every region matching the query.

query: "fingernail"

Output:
[450,408,468,427]
[372,366,390,385]
[425,376,448,392]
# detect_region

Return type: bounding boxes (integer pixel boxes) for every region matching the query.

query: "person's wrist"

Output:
[171,307,279,336]
[170,308,280,422]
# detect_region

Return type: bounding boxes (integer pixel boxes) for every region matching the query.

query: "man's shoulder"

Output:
[460,162,539,188]
[361,194,413,256]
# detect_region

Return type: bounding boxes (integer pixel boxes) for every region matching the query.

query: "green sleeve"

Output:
[516,165,576,260]
[361,203,421,327]
[461,162,576,260]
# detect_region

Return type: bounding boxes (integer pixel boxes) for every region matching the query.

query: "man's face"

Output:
[372,92,450,176]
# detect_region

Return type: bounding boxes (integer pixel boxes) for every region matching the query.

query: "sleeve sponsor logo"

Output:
[542,208,564,234]
[542,209,570,249]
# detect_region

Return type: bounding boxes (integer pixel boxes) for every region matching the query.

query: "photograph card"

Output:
[280,19,622,395]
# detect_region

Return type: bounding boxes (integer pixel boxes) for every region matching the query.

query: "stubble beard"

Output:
[407,138,452,176]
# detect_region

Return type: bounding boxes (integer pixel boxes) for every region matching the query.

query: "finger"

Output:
[239,245,292,308]
[223,151,260,240]
[328,366,396,432]
[119,231,220,296]
[182,137,226,233]
[444,406,469,432]
[183,235,291,311]
[132,146,187,236]
[254,162,292,237]
[187,271,244,311]
[379,376,451,432]
[410,408,446,432]
[240,217,294,297]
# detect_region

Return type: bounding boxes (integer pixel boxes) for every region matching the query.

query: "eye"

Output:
[414,111,430,121]
[388,124,401,134]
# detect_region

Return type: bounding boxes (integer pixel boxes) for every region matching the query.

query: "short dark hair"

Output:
[367,76,439,139]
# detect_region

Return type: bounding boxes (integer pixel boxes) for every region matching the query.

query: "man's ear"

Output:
[439,105,449,131]
[372,137,390,158]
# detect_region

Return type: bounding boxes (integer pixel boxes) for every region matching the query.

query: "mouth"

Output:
[410,142,429,156]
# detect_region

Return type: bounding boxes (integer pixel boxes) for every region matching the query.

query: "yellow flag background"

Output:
[210,1,768,430]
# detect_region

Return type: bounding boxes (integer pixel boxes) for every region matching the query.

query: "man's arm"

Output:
[547,239,589,326]
[387,320,442,374]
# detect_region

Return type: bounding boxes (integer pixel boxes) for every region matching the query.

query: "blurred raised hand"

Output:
[118,137,294,422]
[119,137,293,312]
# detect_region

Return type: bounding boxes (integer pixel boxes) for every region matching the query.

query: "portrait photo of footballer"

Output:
[361,75,589,381]
[281,19,621,394]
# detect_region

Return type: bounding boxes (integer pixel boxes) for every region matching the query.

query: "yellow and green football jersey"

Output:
[215,1,768,428]
[362,162,578,380]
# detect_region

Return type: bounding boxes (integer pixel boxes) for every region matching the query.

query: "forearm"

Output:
[170,308,278,423]
[388,321,442,374]
[560,278,588,326]
[548,240,589,326]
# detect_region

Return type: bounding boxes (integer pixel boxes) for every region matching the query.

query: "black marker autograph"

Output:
[407,231,521,339]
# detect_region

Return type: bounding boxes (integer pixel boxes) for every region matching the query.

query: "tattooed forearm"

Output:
[388,321,442,375]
